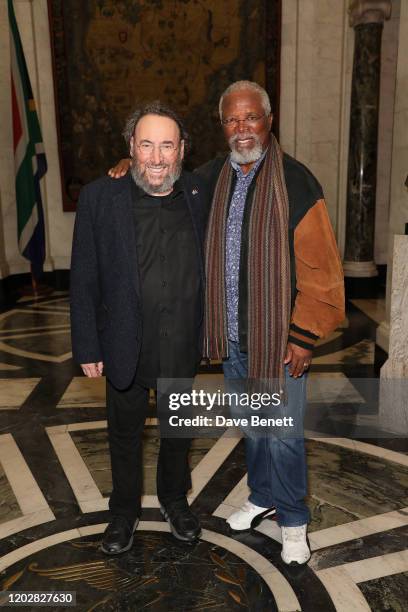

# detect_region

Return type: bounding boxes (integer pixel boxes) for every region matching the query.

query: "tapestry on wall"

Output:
[48,0,281,210]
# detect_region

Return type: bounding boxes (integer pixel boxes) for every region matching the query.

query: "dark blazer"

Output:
[70,171,210,390]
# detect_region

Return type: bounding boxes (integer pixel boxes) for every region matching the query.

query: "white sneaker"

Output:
[281,524,311,565]
[226,501,276,531]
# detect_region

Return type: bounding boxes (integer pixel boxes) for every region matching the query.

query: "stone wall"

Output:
[377,0,408,351]
[280,0,401,263]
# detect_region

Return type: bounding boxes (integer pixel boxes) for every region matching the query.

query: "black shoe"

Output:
[101,516,138,555]
[160,499,201,542]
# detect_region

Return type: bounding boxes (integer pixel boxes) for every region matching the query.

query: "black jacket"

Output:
[70,171,210,389]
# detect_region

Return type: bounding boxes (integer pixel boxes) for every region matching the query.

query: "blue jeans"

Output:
[223,340,310,527]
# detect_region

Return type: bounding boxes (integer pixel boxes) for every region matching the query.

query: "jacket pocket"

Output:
[296,252,320,270]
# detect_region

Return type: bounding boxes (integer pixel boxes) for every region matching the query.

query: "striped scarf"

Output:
[203,134,291,391]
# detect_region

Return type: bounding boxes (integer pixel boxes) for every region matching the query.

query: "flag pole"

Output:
[31,264,38,296]
[19,266,51,298]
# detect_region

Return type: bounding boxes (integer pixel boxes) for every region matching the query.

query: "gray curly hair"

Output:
[218,81,271,118]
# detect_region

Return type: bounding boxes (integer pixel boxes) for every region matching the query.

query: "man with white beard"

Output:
[199,81,344,565]
[70,102,209,555]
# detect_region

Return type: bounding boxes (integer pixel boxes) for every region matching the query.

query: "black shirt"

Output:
[131,180,202,386]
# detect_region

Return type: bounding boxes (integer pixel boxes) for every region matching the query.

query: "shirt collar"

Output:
[229,146,268,179]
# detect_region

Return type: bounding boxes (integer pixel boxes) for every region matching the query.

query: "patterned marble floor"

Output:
[0,292,406,611]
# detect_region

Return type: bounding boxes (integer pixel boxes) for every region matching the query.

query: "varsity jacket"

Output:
[196,152,345,352]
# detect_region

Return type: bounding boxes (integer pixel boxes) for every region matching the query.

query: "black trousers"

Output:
[106,377,192,525]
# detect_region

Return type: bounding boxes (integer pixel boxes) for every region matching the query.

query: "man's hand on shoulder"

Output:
[108,158,131,178]
[81,362,104,377]
[284,343,312,378]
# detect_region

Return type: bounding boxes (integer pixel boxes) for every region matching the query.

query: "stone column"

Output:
[379,235,408,435]
[343,0,392,278]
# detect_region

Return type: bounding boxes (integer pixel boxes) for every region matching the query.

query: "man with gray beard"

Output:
[70,102,210,554]
[198,81,344,566]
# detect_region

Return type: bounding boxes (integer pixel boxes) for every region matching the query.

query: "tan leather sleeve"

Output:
[289,199,345,348]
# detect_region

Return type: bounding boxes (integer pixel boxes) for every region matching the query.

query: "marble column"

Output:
[379,235,408,435]
[343,0,392,278]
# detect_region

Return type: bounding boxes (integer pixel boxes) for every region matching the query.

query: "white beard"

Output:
[229,134,263,165]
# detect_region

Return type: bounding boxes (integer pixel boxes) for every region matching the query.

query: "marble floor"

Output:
[0,292,406,611]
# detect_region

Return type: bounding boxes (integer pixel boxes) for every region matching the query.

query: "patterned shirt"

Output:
[225,151,267,341]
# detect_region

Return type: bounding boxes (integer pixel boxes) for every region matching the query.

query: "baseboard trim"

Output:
[0,270,70,310]
[345,264,386,299]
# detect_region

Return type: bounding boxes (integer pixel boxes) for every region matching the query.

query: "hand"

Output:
[284,343,312,378]
[108,158,131,178]
[81,362,104,377]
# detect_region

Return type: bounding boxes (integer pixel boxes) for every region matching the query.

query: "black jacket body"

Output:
[70,171,210,390]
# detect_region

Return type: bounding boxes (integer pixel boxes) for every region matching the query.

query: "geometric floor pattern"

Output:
[0,292,407,611]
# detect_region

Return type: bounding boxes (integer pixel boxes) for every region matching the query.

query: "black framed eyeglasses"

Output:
[220,113,267,127]
[135,141,180,156]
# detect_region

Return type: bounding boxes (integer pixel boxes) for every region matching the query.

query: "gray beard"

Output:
[229,134,263,165]
[130,157,182,195]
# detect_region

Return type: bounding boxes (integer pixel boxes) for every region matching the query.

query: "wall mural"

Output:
[48,0,281,210]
